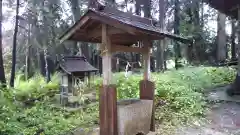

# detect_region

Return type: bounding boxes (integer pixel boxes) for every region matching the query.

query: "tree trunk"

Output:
[135,0,141,15]
[231,20,237,61]
[174,0,181,69]
[69,0,83,55]
[10,0,20,87]
[200,0,204,29]
[217,12,226,63]
[44,49,50,83]
[25,46,30,80]
[81,42,90,61]
[107,0,115,4]
[143,0,151,18]
[227,9,240,96]
[25,24,31,80]
[156,0,165,72]
[163,39,167,70]
[0,0,6,86]
[135,0,141,64]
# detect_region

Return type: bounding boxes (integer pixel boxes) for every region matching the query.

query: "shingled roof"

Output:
[60,0,191,46]
[205,0,240,19]
[58,56,98,74]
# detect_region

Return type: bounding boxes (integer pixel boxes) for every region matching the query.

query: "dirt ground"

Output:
[176,85,240,135]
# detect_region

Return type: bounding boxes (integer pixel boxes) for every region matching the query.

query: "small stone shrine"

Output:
[57,56,98,106]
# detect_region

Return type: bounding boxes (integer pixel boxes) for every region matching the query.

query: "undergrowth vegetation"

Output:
[0,67,236,135]
[14,73,60,102]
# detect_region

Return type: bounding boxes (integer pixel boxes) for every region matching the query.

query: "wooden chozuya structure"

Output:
[60,0,190,135]
[57,56,98,105]
[205,0,240,96]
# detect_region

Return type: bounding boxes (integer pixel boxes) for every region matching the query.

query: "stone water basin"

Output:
[117,99,153,135]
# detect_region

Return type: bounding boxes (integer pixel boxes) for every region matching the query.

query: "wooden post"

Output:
[143,40,151,80]
[99,24,118,135]
[140,40,155,131]
[102,24,112,85]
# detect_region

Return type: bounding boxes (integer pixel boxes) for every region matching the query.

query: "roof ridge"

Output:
[88,0,158,26]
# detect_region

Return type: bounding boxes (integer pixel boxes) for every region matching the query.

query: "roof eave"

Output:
[59,10,93,44]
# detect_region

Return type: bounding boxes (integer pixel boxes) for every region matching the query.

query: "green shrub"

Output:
[14,73,60,101]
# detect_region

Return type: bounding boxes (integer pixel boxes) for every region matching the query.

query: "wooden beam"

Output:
[143,40,151,80]
[60,16,90,43]
[112,45,147,53]
[87,27,127,39]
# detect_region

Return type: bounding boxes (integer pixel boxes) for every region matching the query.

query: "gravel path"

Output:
[176,85,240,135]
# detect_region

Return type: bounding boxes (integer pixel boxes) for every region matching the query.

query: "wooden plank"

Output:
[101,24,112,85]
[60,16,90,43]
[143,40,151,80]
[112,45,147,53]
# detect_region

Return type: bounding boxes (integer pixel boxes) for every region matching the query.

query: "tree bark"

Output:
[69,0,83,56]
[135,0,141,15]
[25,24,31,80]
[192,1,202,62]
[227,9,240,96]
[44,49,50,83]
[174,0,181,69]
[217,12,226,63]
[10,0,20,87]
[0,0,6,86]
[135,0,141,64]
[143,0,151,18]
[157,0,165,72]
[231,20,237,61]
